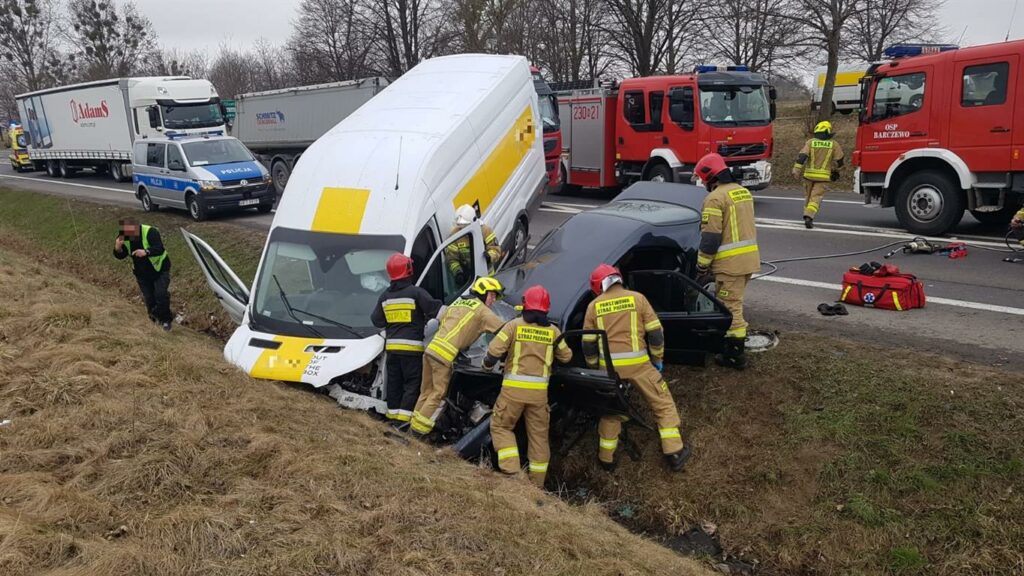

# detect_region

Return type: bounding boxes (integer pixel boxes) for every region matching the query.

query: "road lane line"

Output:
[0,173,135,195]
[756,218,1009,248]
[757,275,1024,316]
[757,194,864,205]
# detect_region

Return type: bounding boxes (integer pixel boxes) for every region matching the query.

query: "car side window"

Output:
[166,145,185,171]
[623,90,646,125]
[146,143,166,168]
[961,62,1009,107]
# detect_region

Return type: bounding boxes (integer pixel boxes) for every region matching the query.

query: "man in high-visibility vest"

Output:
[793,120,844,229]
[483,285,572,488]
[693,153,760,370]
[446,204,503,282]
[583,264,690,472]
[411,276,506,437]
[113,218,173,331]
[371,253,443,426]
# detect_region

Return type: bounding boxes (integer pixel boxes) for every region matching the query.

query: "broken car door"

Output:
[180,228,250,323]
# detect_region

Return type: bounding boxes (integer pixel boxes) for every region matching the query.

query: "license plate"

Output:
[741,179,759,187]
[239,199,259,207]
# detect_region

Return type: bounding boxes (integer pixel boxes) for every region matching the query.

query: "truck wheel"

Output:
[895,170,964,236]
[970,204,1020,225]
[46,161,59,177]
[140,190,158,212]
[58,161,75,178]
[271,160,291,196]
[187,194,208,222]
[110,161,127,182]
[646,163,673,183]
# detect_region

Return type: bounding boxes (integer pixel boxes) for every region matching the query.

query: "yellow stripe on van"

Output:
[250,335,324,382]
[452,106,536,214]
[817,70,867,87]
[311,187,371,234]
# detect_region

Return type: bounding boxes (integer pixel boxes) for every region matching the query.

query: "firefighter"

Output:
[411,276,507,437]
[583,264,690,472]
[693,152,760,370]
[793,120,844,229]
[371,253,444,426]
[446,204,503,282]
[483,285,572,488]
[1012,207,1024,234]
[113,218,173,331]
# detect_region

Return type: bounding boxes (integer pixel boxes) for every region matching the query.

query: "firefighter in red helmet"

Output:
[692,153,760,369]
[583,264,690,472]
[371,253,443,426]
[483,285,572,488]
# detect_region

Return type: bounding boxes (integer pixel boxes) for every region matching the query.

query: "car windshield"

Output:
[161,101,224,129]
[182,139,253,167]
[538,94,560,131]
[698,85,770,126]
[251,227,406,339]
[461,300,519,365]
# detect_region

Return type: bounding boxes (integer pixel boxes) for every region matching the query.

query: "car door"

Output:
[548,329,647,426]
[627,270,731,364]
[415,220,489,304]
[180,228,251,323]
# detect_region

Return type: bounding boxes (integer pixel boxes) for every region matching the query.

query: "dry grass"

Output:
[0,248,713,576]
[771,100,858,192]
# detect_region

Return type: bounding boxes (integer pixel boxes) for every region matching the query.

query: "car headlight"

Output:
[199,180,220,191]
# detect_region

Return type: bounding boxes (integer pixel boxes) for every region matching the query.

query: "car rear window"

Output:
[587,200,700,225]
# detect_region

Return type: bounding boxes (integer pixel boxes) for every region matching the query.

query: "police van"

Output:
[180,54,547,415]
[132,133,275,221]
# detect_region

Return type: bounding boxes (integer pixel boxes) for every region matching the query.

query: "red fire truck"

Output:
[854,42,1024,235]
[554,67,776,191]
[531,67,563,189]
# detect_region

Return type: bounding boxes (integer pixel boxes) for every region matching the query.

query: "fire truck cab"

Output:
[855,41,1024,235]
[556,67,775,191]
[531,66,563,189]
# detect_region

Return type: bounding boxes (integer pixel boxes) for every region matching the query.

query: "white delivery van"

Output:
[181,54,546,413]
[812,68,867,114]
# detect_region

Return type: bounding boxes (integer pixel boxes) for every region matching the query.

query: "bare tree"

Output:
[146,48,209,78]
[602,0,705,76]
[68,0,157,80]
[0,0,66,92]
[208,45,254,99]
[847,0,943,62]
[534,0,612,81]
[289,0,374,82]
[701,0,810,74]
[369,0,449,75]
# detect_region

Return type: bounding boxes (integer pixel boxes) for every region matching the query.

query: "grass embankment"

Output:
[771,100,857,192]
[0,247,712,575]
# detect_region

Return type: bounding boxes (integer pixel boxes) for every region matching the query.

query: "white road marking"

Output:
[757,194,864,205]
[757,275,1024,316]
[756,218,1010,249]
[0,172,134,195]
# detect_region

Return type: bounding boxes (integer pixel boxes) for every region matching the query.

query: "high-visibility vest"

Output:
[804,139,835,182]
[124,225,168,272]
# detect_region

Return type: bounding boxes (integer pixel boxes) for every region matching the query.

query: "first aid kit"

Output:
[840,263,926,311]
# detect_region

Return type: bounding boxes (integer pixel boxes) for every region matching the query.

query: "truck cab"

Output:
[531,67,563,190]
[855,42,1024,234]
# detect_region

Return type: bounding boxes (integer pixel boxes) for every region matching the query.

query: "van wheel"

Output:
[257,202,273,213]
[187,194,208,222]
[895,170,964,236]
[140,190,158,212]
[46,161,59,177]
[508,218,529,266]
[271,160,291,196]
[646,163,673,183]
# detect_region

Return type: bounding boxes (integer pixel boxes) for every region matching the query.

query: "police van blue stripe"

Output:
[134,174,196,191]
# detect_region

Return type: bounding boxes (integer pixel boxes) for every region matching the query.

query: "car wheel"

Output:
[646,163,673,183]
[271,160,290,196]
[187,194,208,222]
[894,170,964,236]
[140,190,158,212]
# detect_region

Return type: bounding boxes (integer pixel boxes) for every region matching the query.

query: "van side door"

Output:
[164,143,190,208]
[142,142,170,203]
[950,55,1017,172]
[416,221,488,304]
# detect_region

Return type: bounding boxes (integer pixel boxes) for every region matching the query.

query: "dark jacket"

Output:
[371,279,443,355]
[113,226,171,279]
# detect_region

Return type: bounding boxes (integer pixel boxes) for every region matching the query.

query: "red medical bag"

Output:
[840,265,926,311]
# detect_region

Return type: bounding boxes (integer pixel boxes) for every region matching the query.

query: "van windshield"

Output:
[182,139,253,167]
[251,227,406,339]
[698,85,770,126]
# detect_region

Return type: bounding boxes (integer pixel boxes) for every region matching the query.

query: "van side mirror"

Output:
[768,86,778,121]
[147,106,161,129]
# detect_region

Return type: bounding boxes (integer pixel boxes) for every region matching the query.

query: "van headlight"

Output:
[199,180,220,191]
[262,173,272,183]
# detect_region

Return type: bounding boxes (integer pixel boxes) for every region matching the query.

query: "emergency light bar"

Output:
[165,130,225,140]
[883,44,959,59]
[694,65,750,73]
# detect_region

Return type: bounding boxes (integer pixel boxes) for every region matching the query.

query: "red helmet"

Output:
[590,263,622,295]
[385,253,414,281]
[694,153,728,185]
[522,285,551,313]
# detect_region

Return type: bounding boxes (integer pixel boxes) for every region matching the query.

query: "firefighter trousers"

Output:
[411,354,452,434]
[491,387,550,488]
[715,273,751,339]
[598,362,683,464]
[385,352,423,423]
[803,180,828,219]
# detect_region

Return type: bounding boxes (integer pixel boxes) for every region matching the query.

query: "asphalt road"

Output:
[2,164,1022,366]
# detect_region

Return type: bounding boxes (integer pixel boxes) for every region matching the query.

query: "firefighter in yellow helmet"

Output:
[411,277,507,437]
[1012,207,1024,246]
[793,120,845,229]
[483,285,572,488]
[583,264,690,472]
[693,153,760,369]
[446,204,503,283]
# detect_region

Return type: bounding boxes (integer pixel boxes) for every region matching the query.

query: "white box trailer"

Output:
[234,77,389,195]
[16,77,226,181]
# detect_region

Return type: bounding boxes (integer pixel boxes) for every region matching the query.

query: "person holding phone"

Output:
[114,218,173,331]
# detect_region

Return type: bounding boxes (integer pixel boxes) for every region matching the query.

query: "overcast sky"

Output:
[136,0,1022,56]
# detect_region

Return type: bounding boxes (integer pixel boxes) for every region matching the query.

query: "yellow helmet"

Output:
[470,276,504,297]
[814,120,833,135]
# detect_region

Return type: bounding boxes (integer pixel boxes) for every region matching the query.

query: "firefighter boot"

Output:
[664,443,692,472]
[715,337,748,370]
[804,216,814,229]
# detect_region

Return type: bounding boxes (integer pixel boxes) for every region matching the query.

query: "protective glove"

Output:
[695,266,714,289]
[653,360,664,372]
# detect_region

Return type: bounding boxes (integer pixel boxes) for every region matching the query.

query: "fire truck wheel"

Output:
[646,163,674,183]
[895,170,964,236]
[970,205,1020,225]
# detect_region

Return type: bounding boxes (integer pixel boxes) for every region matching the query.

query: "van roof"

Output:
[275,54,533,248]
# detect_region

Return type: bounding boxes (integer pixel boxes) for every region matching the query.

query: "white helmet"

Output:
[455,204,477,226]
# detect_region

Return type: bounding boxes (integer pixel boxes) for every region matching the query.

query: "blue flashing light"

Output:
[883,44,959,59]
[695,64,751,73]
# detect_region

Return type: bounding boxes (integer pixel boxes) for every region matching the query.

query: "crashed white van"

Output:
[183,54,546,413]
